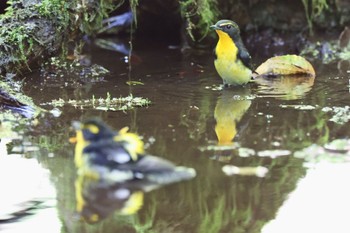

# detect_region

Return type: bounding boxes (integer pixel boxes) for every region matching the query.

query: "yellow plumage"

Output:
[214,90,251,145]
[114,126,144,161]
[211,20,253,86]
[214,30,252,85]
[74,130,88,169]
[70,119,196,185]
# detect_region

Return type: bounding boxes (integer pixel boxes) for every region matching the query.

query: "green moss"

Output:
[0,1,66,67]
[179,0,219,41]
[0,0,120,70]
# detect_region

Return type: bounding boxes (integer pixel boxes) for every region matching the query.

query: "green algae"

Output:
[40,93,151,111]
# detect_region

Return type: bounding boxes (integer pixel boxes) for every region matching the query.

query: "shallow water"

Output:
[1,38,350,233]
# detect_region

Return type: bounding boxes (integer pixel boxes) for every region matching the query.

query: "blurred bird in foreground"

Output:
[70,119,196,184]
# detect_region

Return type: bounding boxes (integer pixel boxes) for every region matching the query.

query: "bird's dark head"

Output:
[72,119,117,143]
[210,20,241,39]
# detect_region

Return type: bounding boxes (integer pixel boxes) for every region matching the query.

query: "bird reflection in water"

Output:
[211,88,251,161]
[75,175,162,223]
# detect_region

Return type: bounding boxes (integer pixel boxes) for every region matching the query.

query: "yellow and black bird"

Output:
[210,20,253,86]
[71,119,196,183]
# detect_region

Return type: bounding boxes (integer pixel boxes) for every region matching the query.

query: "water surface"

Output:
[1,38,350,233]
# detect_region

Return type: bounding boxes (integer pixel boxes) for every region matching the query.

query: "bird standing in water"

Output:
[210,20,253,86]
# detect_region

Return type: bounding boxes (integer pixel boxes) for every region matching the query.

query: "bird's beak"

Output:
[210,25,219,30]
[71,121,82,130]
[69,121,82,143]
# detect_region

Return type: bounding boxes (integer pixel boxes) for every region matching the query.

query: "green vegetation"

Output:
[0,0,118,72]
[180,0,218,42]
[40,93,151,111]
[0,0,67,67]
[130,0,139,25]
[301,0,328,33]
[0,0,341,70]
[178,0,331,41]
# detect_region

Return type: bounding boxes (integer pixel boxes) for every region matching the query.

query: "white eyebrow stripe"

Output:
[219,22,234,27]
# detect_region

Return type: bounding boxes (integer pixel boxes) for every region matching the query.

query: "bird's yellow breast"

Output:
[214,30,252,86]
[74,130,89,168]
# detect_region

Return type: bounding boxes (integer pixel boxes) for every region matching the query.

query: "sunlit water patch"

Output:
[262,163,350,233]
[0,155,58,232]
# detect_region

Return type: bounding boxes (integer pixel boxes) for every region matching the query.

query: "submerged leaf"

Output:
[255,55,315,77]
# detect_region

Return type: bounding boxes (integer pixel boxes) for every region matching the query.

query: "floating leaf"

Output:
[255,54,315,77]
[126,81,144,86]
[40,94,150,111]
[279,104,317,110]
[257,149,291,158]
[222,165,268,177]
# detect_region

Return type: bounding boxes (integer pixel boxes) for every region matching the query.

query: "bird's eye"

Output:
[226,25,232,29]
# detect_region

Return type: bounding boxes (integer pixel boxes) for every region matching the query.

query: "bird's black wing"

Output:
[238,45,253,71]
[130,155,176,173]
[84,140,133,168]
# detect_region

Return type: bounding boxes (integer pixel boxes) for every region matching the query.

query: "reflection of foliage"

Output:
[275,108,328,149]
[40,57,110,82]
[198,195,226,233]
[192,155,304,233]
[130,196,157,233]
[135,155,306,233]
[179,95,213,141]
[291,109,329,147]
[243,86,329,151]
